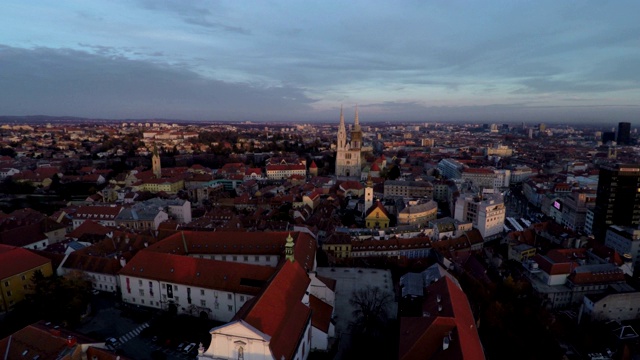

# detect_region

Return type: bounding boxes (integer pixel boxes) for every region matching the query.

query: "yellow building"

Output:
[137,177,185,194]
[321,234,352,259]
[0,245,53,311]
[365,201,391,229]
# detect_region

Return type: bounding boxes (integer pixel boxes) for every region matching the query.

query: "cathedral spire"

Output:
[354,104,359,127]
[339,105,345,130]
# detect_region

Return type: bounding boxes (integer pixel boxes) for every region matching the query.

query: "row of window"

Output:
[195,254,272,262]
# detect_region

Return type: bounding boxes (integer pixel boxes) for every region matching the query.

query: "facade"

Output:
[266,164,307,180]
[198,261,316,360]
[561,191,596,233]
[118,231,318,321]
[152,145,161,178]
[71,205,123,229]
[437,158,465,180]
[454,193,505,239]
[592,164,640,240]
[335,107,363,178]
[397,200,438,226]
[383,180,434,198]
[365,201,391,229]
[581,291,640,323]
[604,225,640,276]
[461,168,497,189]
[0,245,53,312]
[617,122,631,145]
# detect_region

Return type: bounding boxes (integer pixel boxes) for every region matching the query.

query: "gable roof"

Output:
[0,245,51,280]
[399,277,484,360]
[239,260,311,360]
[119,250,275,295]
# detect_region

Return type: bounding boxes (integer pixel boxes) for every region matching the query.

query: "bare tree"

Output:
[349,286,393,339]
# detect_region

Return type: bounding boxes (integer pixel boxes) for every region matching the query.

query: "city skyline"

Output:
[1,1,640,123]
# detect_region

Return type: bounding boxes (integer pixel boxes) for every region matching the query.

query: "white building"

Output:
[454,193,505,239]
[437,158,465,180]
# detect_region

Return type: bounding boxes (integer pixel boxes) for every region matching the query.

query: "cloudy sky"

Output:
[1,1,639,123]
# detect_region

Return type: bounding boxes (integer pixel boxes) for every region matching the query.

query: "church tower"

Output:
[335,107,363,178]
[152,144,161,179]
[285,233,295,262]
[364,173,374,213]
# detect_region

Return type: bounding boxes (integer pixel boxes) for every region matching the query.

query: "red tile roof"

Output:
[399,277,484,360]
[145,231,316,272]
[119,250,275,295]
[0,245,51,280]
[309,294,333,333]
[239,261,311,360]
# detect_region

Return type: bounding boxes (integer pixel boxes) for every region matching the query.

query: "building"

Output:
[0,245,53,312]
[197,261,317,360]
[70,205,123,229]
[266,164,307,180]
[581,291,640,323]
[118,231,318,321]
[454,193,505,240]
[617,122,631,145]
[592,164,640,240]
[605,226,640,276]
[561,191,596,233]
[335,107,363,178]
[437,158,465,180]
[384,180,434,198]
[365,201,391,229]
[152,144,161,178]
[0,322,124,360]
[398,276,485,360]
[397,200,438,226]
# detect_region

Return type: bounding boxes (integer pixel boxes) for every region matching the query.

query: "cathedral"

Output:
[335,107,363,178]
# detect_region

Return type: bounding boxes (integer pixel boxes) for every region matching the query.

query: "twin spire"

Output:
[339,105,359,127]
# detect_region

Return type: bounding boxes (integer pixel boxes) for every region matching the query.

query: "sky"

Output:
[1,1,639,123]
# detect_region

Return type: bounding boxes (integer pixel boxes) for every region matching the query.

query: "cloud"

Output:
[0,45,314,121]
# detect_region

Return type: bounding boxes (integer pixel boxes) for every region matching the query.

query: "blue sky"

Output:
[1,1,639,123]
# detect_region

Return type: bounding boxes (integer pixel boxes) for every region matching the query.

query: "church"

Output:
[335,107,364,178]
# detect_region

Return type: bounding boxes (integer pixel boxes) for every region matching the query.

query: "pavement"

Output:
[316,267,397,360]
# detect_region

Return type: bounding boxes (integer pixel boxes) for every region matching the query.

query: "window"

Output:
[232,256,238,261]
[201,289,205,296]
[201,299,206,306]
[222,255,227,261]
[138,280,142,286]
[21,275,26,281]
[238,347,244,360]
[4,281,9,287]
[162,283,166,289]
[255,256,260,262]
[162,295,167,301]
[141,299,145,304]
[6,291,12,297]
[240,296,245,302]
[175,296,180,302]
[228,294,232,300]
[266,256,271,261]
[139,289,145,296]
[215,302,219,309]
[228,305,233,312]
[243,256,248,262]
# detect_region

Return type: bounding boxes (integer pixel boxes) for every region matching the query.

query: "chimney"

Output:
[66,336,77,348]
[120,257,126,267]
[442,336,450,350]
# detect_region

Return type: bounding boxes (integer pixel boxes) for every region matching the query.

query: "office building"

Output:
[592,164,640,240]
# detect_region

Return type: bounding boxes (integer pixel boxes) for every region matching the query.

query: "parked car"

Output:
[176,341,187,352]
[183,343,197,354]
[106,337,119,347]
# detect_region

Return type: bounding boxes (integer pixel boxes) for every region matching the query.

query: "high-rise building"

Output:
[617,122,631,145]
[602,131,616,144]
[335,106,363,177]
[152,144,161,179]
[592,164,640,240]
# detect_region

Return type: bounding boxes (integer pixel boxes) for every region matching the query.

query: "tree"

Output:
[349,286,392,339]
